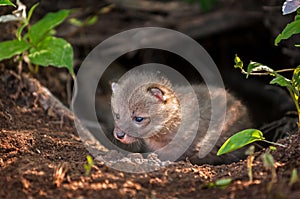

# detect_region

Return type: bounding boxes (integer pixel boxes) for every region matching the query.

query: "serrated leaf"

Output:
[0,39,30,61]
[28,36,74,75]
[217,129,265,156]
[234,54,243,69]
[246,62,274,78]
[28,9,71,45]
[275,17,300,46]
[0,0,15,7]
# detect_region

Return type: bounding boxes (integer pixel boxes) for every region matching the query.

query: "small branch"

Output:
[276,68,296,73]
[240,68,295,76]
[240,69,271,76]
[262,140,287,148]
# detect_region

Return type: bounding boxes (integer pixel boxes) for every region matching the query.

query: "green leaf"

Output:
[296,9,300,20]
[275,16,300,46]
[27,3,39,23]
[234,54,243,70]
[28,36,74,75]
[215,178,232,189]
[84,155,94,176]
[69,15,98,27]
[292,66,300,94]
[28,9,71,45]
[18,2,40,40]
[16,2,39,41]
[247,62,274,78]
[17,23,28,40]
[69,18,83,27]
[269,73,298,97]
[85,15,98,26]
[269,146,277,151]
[209,178,232,189]
[86,155,94,165]
[217,129,265,156]
[270,74,291,87]
[0,39,30,61]
[0,0,15,7]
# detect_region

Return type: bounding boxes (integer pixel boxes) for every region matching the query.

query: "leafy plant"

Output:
[0,0,15,7]
[234,56,300,130]
[0,3,74,76]
[217,2,300,186]
[84,155,94,176]
[217,129,285,156]
[275,9,300,46]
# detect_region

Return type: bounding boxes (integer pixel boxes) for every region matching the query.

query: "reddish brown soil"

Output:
[0,68,300,199]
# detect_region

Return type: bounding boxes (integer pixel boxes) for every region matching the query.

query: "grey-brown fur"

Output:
[111,70,252,165]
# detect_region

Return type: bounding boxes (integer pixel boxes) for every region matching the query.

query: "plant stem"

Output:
[247,155,254,183]
[34,64,39,74]
[287,87,300,132]
[276,68,296,73]
[27,62,34,74]
[240,68,295,76]
[240,69,271,76]
[262,140,286,148]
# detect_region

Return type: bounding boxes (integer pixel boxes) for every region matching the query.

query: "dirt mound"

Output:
[0,68,300,199]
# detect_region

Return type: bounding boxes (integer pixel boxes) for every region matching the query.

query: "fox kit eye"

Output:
[134,116,144,123]
[115,113,120,120]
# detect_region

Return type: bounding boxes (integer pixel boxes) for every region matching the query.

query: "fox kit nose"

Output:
[113,127,137,144]
[116,131,125,139]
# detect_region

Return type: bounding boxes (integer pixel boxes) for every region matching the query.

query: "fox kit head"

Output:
[110,72,181,148]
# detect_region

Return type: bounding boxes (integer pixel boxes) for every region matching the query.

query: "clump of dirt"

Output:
[0,67,300,199]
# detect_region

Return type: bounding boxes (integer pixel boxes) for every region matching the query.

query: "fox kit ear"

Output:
[149,87,167,102]
[111,82,118,93]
